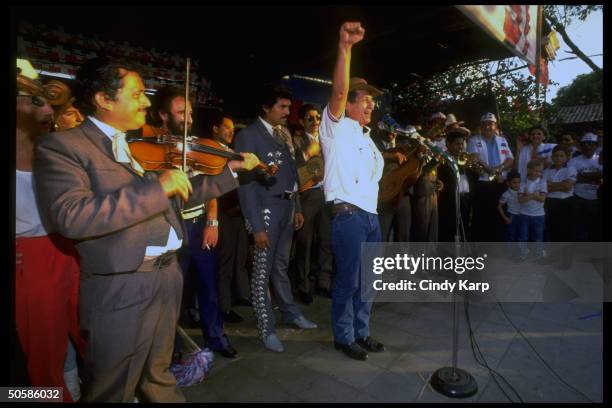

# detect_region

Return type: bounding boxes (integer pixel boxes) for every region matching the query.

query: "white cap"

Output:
[480,112,497,122]
[431,112,446,120]
[581,132,598,143]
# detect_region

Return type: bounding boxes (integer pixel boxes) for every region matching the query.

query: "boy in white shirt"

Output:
[543,145,576,242]
[497,171,522,257]
[518,160,547,260]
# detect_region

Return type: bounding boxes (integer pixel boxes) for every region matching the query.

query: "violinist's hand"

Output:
[229,153,260,171]
[393,152,407,165]
[294,212,305,230]
[339,22,365,47]
[253,231,270,250]
[159,169,192,202]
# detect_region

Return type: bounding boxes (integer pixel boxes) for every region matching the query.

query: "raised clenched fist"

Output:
[339,22,365,47]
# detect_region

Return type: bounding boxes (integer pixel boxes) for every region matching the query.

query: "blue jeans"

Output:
[505,212,521,257]
[519,215,545,257]
[179,218,228,351]
[331,208,381,345]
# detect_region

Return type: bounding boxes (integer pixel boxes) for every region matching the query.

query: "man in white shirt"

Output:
[34,58,259,402]
[467,112,514,241]
[319,22,386,361]
[568,132,603,241]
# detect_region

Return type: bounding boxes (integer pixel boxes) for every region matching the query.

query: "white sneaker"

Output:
[291,315,318,329]
[64,367,81,402]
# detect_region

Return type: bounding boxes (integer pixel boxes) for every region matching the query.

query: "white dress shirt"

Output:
[88,116,182,256]
[319,106,384,214]
[517,143,556,179]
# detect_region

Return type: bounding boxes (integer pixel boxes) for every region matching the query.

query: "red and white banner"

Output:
[457,5,539,66]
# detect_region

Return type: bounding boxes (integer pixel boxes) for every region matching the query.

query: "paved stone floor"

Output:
[181,296,602,403]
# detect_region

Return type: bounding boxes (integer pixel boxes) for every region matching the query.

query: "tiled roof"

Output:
[553,103,603,124]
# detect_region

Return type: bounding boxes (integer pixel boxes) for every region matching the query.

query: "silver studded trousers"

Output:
[249,201,303,339]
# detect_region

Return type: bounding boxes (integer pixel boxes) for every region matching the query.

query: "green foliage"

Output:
[388,57,558,146]
[551,71,603,107]
[543,5,603,28]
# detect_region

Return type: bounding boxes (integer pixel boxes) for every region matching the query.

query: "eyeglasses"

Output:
[305,115,321,123]
[18,94,47,107]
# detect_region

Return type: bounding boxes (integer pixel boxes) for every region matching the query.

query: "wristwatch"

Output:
[206,219,219,227]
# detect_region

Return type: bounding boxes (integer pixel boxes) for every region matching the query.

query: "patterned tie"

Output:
[112,132,145,176]
[273,126,295,157]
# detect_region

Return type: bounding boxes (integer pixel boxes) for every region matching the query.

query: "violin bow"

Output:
[182,57,191,172]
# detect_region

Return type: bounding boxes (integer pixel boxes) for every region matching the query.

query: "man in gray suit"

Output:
[235,85,317,353]
[33,58,259,402]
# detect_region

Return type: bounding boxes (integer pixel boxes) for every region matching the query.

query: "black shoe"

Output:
[222,310,244,323]
[216,345,238,359]
[234,298,252,307]
[334,342,368,360]
[356,336,386,352]
[297,291,313,305]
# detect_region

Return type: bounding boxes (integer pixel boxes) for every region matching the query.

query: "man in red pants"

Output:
[14,59,84,402]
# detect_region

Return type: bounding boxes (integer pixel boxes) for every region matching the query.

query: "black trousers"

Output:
[217,212,250,312]
[571,195,603,242]
[471,181,505,242]
[544,197,573,242]
[293,187,333,292]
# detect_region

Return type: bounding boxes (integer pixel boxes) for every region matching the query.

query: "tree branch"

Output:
[545,14,602,73]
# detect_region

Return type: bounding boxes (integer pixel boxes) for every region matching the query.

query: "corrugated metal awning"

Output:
[553,103,603,124]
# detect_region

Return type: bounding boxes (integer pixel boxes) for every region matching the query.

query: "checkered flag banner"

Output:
[457,5,539,66]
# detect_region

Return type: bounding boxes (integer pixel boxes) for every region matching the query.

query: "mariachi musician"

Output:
[292,104,334,302]
[33,57,260,402]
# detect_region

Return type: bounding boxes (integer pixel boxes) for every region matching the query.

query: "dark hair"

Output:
[73,57,137,116]
[259,84,292,116]
[205,109,232,136]
[527,125,549,140]
[149,85,185,126]
[557,131,575,142]
[298,103,319,120]
[347,90,358,103]
[445,129,467,145]
[506,170,521,182]
[552,144,571,156]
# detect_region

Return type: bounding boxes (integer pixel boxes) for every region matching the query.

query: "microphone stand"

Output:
[430,158,478,398]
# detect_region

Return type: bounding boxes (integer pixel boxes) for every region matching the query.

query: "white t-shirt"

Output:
[499,189,521,215]
[16,170,48,237]
[517,143,556,179]
[319,106,384,214]
[568,154,602,200]
[543,166,577,199]
[519,177,547,216]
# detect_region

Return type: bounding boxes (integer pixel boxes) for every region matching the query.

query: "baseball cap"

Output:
[480,112,497,122]
[581,133,598,143]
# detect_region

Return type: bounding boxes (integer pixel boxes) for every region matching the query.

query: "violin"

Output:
[127,124,278,177]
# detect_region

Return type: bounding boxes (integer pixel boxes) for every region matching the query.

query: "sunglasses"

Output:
[305,115,321,123]
[18,94,47,107]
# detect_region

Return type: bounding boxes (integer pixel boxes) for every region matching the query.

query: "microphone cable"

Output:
[496,302,596,403]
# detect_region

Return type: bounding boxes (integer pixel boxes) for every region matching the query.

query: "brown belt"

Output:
[332,202,360,215]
